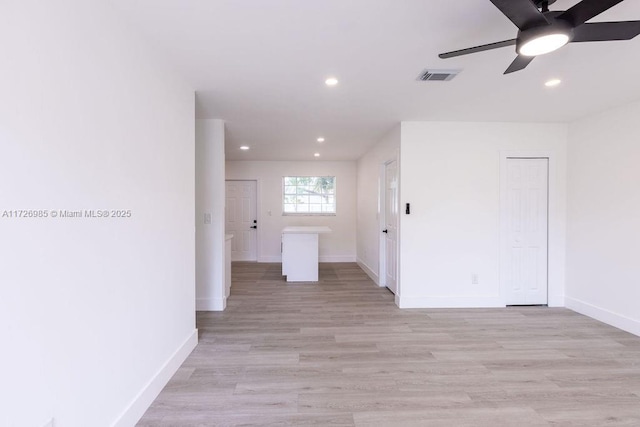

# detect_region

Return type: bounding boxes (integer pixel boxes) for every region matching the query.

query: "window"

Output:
[283,176,336,215]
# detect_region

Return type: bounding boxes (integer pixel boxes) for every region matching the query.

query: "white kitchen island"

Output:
[281,226,332,282]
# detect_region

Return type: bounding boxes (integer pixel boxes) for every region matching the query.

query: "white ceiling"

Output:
[111,0,640,160]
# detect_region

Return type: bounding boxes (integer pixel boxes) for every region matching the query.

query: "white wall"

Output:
[196,120,227,311]
[566,99,640,337]
[399,122,567,308]
[225,161,357,262]
[356,125,401,283]
[0,2,196,426]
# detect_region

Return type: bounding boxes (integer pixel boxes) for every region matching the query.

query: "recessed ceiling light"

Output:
[545,78,562,87]
[325,77,339,86]
[314,153,320,157]
[317,137,325,143]
[239,146,250,150]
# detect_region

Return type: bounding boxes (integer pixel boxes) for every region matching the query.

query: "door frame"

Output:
[499,150,561,307]
[225,179,260,262]
[379,156,400,299]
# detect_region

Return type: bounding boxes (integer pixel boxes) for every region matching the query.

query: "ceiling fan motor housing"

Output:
[517,16,574,56]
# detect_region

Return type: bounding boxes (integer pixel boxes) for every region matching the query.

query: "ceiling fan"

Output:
[439,0,640,74]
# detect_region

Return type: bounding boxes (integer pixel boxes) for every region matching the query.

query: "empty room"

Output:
[2,1,640,426]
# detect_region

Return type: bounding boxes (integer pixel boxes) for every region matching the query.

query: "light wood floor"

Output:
[138,262,640,426]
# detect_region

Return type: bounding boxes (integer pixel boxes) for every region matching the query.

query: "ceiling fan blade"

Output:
[489,0,549,30]
[558,0,625,28]
[504,55,535,74]
[572,21,640,42]
[439,39,516,59]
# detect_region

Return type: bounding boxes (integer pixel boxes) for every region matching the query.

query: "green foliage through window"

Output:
[283,176,336,214]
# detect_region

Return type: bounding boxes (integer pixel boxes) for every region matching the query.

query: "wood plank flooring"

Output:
[138,262,640,426]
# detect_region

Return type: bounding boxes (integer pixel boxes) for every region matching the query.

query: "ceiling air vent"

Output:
[417,69,461,82]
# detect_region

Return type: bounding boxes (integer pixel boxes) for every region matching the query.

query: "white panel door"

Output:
[225,180,257,261]
[383,160,398,294]
[505,158,548,305]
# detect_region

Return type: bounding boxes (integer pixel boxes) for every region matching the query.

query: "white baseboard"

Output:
[356,258,379,286]
[196,297,226,311]
[398,296,505,309]
[319,255,356,262]
[565,296,640,337]
[256,256,357,263]
[548,294,565,308]
[258,256,281,263]
[112,329,198,427]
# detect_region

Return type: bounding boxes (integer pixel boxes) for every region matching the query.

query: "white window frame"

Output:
[282,176,337,216]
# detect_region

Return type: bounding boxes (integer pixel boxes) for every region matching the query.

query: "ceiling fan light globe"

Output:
[519,33,570,56]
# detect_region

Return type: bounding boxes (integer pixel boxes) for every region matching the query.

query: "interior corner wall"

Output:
[356,125,401,284]
[399,121,567,308]
[195,119,227,311]
[566,99,640,337]
[225,161,357,262]
[0,2,196,426]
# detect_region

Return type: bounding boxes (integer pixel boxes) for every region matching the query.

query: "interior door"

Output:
[383,160,398,294]
[225,180,257,261]
[505,158,549,305]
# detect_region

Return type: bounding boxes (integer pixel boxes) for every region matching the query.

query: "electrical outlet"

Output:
[471,273,479,285]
